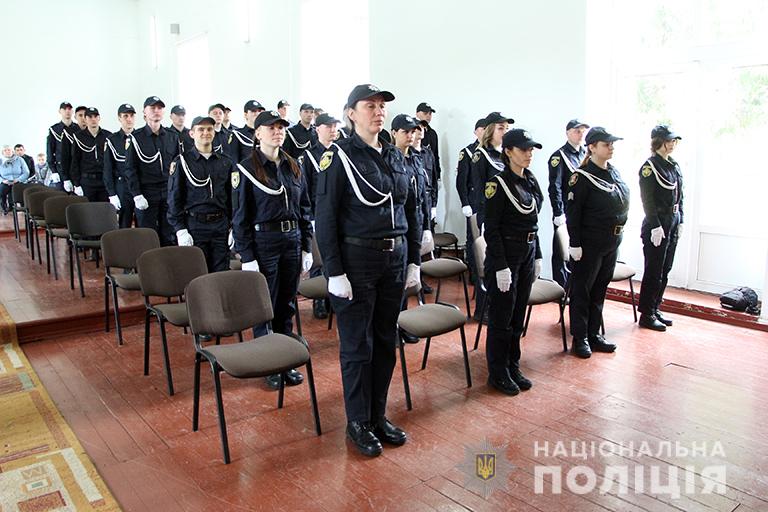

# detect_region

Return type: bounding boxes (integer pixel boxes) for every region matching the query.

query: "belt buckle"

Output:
[206,213,218,222]
[526,232,536,243]
[613,225,624,235]
[280,220,292,232]
[382,238,395,251]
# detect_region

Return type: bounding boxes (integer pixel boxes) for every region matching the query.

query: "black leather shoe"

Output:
[346,421,383,457]
[487,375,520,396]
[265,374,282,390]
[509,368,532,390]
[655,311,673,326]
[284,369,304,386]
[313,299,328,319]
[588,334,617,353]
[571,337,592,358]
[639,314,666,332]
[372,418,407,446]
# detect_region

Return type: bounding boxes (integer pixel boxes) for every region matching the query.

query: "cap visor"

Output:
[265,118,290,127]
[361,90,395,102]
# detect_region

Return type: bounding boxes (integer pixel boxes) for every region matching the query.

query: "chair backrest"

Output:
[555,224,570,262]
[137,246,208,298]
[186,270,274,336]
[101,228,161,270]
[43,195,88,228]
[310,236,323,270]
[26,189,65,218]
[21,185,52,209]
[473,235,486,280]
[65,202,118,239]
[469,214,479,242]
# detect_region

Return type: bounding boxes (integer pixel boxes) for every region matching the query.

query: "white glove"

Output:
[50,172,61,183]
[241,260,260,272]
[534,258,542,279]
[73,186,84,197]
[405,263,420,290]
[553,214,566,227]
[228,229,234,249]
[176,229,194,246]
[109,195,121,210]
[421,229,434,253]
[677,224,683,237]
[328,274,353,300]
[310,219,316,230]
[133,194,149,210]
[650,226,665,247]
[462,205,473,218]
[301,250,313,273]
[430,207,437,220]
[496,267,512,292]
[63,180,73,192]
[569,246,583,261]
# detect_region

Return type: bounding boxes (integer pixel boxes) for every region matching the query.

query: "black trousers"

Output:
[251,230,301,337]
[638,213,681,315]
[81,179,109,203]
[569,235,621,339]
[0,183,12,212]
[116,178,134,229]
[188,216,230,273]
[329,242,405,424]
[551,223,569,288]
[484,241,535,380]
[136,184,174,246]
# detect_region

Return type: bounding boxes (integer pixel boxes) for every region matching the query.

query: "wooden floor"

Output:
[3,228,768,511]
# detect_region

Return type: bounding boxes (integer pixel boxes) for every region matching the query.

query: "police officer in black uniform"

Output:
[70,107,112,202]
[411,120,437,229]
[46,101,75,191]
[415,102,441,185]
[232,110,313,390]
[566,127,629,358]
[60,105,88,193]
[208,103,229,154]
[169,105,193,153]
[483,129,544,395]
[315,84,421,458]
[392,114,431,247]
[283,103,317,159]
[103,103,136,228]
[548,119,589,288]
[124,96,180,246]
[226,100,263,163]
[638,125,684,331]
[471,112,514,228]
[168,116,233,272]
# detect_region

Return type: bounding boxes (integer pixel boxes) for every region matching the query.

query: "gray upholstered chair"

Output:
[137,246,208,396]
[65,202,118,297]
[295,237,333,336]
[12,183,46,245]
[101,228,160,345]
[185,270,321,464]
[420,254,471,318]
[25,188,65,264]
[43,195,88,279]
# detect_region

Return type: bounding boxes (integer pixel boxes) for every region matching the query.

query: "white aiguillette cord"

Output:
[236,163,289,210]
[105,138,125,162]
[493,174,537,214]
[72,134,96,153]
[559,149,578,174]
[129,133,163,171]
[646,160,677,190]
[574,168,616,193]
[331,143,395,229]
[286,129,310,149]
[304,150,321,172]
[477,146,504,171]
[49,127,63,142]
[179,155,212,197]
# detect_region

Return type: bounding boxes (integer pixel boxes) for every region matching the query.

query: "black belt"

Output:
[656,205,680,214]
[254,220,297,232]
[84,172,102,179]
[343,235,403,252]
[503,231,536,243]
[187,210,226,222]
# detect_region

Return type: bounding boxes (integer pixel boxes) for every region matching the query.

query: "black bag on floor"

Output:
[719,287,761,315]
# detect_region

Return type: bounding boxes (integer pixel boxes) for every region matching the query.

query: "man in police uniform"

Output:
[277,99,291,122]
[46,101,75,191]
[70,107,112,202]
[282,103,317,159]
[415,102,441,185]
[124,96,180,246]
[225,100,263,163]
[208,103,230,154]
[60,105,88,193]
[167,116,233,272]
[169,105,193,153]
[548,119,589,288]
[103,103,136,228]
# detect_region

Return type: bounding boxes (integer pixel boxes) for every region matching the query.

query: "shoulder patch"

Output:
[472,152,481,163]
[319,151,333,171]
[458,150,464,161]
[568,173,579,186]
[231,171,240,189]
[485,181,497,199]
[641,164,652,178]
[550,156,561,167]
[169,162,176,176]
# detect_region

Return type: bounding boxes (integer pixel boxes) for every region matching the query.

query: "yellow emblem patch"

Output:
[485,181,497,199]
[550,156,561,167]
[458,151,464,161]
[472,152,481,163]
[641,165,652,178]
[569,173,579,186]
[169,162,176,176]
[319,151,333,171]
[231,171,240,189]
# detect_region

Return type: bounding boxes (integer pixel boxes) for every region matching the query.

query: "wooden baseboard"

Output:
[17,305,147,343]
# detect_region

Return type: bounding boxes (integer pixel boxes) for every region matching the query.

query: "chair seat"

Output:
[112,273,142,290]
[433,232,458,247]
[398,304,466,338]
[35,219,48,228]
[202,333,310,378]
[153,302,189,326]
[421,258,467,278]
[50,228,69,238]
[298,276,328,299]
[528,279,565,305]
[612,263,636,281]
[229,259,242,270]
[73,238,102,248]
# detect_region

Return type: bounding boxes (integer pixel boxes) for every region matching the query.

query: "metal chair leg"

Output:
[143,309,151,375]
[45,231,51,274]
[522,305,533,338]
[461,273,472,319]
[473,293,487,351]
[277,373,285,409]
[68,241,74,290]
[211,367,231,464]
[192,351,202,431]
[294,298,303,336]
[112,282,123,345]
[420,337,432,370]
[74,244,85,297]
[35,223,42,266]
[158,317,175,395]
[628,278,638,322]
[459,327,472,388]
[104,277,110,332]
[435,279,442,303]
[305,358,322,435]
[51,236,59,280]
[399,336,412,411]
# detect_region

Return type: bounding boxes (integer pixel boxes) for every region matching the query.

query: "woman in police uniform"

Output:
[232,110,314,389]
[471,112,514,228]
[566,127,629,359]
[483,129,544,395]
[315,84,421,458]
[637,125,683,331]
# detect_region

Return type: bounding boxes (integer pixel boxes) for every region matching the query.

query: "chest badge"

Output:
[228,133,233,144]
[125,139,131,150]
[641,164,652,178]
[550,156,560,167]
[231,171,240,189]
[472,152,481,163]
[568,173,579,186]
[485,181,497,199]
[169,162,176,176]
[319,151,334,171]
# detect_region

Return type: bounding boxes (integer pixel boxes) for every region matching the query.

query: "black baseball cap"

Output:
[502,129,542,150]
[315,113,340,126]
[244,100,264,112]
[143,96,165,108]
[585,126,623,145]
[391,114,419,131]
[346,84,395,109]
[85,107,100,117]
[566,119,590,130]
[191,116,215,128]
[299,103,315,111]
[651,125,682,141]
[254,110,290,128]
[170,105,186,115]
[75,105,87,113]
[475,117,489,130]
[223,106,231,112]
[416,102,436,113]
[484,111,514,125]
[59,101,73,109]
[208,103,226,113]
[277,99,290,109]
[118,103,136,114]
